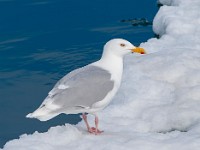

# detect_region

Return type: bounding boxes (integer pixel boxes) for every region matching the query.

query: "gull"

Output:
[26,38,146,134]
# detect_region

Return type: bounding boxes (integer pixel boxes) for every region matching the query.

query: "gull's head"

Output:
[103,38,146,58]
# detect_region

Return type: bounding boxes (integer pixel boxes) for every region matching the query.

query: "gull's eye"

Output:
[120,43,125,47]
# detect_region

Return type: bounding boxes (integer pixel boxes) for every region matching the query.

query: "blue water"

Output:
[0,0,157,147]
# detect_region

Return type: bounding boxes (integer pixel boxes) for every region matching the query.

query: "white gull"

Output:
[26,38,146,134]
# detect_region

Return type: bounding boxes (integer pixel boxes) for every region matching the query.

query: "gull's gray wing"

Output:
[42,65,114,110]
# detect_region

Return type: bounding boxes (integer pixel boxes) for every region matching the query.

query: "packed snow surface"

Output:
[2,0,200,149]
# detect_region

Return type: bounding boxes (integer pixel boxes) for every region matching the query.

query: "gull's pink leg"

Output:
[94,115,103,135]
[82,113,90,131]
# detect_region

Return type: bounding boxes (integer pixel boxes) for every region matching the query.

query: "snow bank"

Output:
[2,0,200,149]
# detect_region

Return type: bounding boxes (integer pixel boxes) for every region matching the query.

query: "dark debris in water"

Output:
[157,1,163,7]
[154,34,160,39]
[120,18,152,26]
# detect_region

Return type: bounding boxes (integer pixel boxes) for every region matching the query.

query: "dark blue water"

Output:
[0,0,157,147]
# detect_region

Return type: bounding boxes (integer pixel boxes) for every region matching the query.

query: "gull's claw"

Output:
[88,127,103,135]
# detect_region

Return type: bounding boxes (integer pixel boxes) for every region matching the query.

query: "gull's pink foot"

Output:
[88,127,103,135]
[82,113,103,135]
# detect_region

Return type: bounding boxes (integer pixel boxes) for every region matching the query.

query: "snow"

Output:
[2,0,200,149]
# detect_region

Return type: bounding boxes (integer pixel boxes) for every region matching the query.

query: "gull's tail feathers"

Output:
[26,101,60,121]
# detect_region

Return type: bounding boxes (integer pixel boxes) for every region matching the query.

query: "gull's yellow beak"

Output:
[131,47,146,54]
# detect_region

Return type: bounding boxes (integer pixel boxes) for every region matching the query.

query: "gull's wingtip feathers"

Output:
[26,113,33,118]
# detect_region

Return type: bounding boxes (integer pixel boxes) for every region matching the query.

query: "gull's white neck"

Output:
[92,51,124,83]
